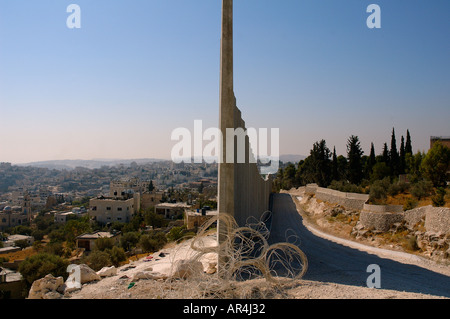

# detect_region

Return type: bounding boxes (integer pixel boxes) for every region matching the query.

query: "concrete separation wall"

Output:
[217,0,272,228]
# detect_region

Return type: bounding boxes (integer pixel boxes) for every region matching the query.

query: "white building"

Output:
[89,192,140,224]
[54,211,76,223]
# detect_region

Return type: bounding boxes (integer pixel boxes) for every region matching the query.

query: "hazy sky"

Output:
[1,0,449,164]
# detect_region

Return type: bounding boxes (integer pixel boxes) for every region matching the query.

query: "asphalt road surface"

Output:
[269,193,450,298]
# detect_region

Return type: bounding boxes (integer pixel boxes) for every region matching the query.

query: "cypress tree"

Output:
[347,135,364,185]
[390,128,399,176]
[332,147,339,181]
[382,143,390,164]
[365,142,376,179]
[405,129,413,155]
[400,136,406,174]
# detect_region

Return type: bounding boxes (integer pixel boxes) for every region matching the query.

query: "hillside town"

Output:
[0,160,219,298]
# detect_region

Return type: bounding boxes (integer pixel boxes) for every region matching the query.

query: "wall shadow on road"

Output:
[269,193,450,298]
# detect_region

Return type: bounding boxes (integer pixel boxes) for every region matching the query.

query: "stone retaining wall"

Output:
[424,207,450,234]
[362,204,403,213]
[304,184,369,211]
[359,211,404,232]
[299,184,450,235]
[359,206,450,234]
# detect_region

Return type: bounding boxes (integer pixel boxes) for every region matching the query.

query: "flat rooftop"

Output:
[76,231,120,240]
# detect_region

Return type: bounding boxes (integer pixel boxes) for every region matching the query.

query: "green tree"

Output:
[282,163,297,189]
[382,142,390,165]
[83,250,112,271]
[9,225,33,236]
[42,242,65,256]
[18,253,69,286]
[364,143,376,179]
[421,141,450,187]
[94,237,114,252]
[337,155,348,182]
[390,128,400,176]
[399,135,406,174]
[64,217,92,245]
[331,147,339,181]
[347,135,364,185]
[305,140,332,187]
[48,229,66,243]
[14,239,30,250]
[369,177,391,204]
[120,231,141,251]
[139,232,167,253]
[106,246,127,266]
[167,226,188,242]
[432,187,447,207]
[144,211,165,229]
[406,151,424,182]
[410,180,434,200]
[405,129,413,155]
[122,212,144,233]
[371,162,391,182]
[148,180,155,192]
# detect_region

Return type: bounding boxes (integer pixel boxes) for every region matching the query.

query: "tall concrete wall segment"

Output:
[217,0,272,227]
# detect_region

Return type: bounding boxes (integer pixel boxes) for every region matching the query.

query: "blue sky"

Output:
[0,0,449,163]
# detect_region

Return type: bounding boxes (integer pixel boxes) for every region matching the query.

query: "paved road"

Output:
[269,193,450,298]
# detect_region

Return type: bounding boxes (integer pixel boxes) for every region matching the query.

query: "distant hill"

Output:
[279,154,306,163]
[16,155,306,170]
[17,158,167,170]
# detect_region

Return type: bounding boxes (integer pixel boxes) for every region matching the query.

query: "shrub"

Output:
[43,242,65,257]
[388,183,402,196]
[403,198,418,211]
[369,177,391,204]
[18,253,69,286]
[14,239,30,250]
[106,246,127,266]
[120,232,141,251]
[167,226,187,242]
[410,180,434,200]
[432,187,447,207]
[48,229,66,243]
[144,211,166,229]
[139,232,167,253]
[93,237,114,252]
[82,250,112,271]
[328,180,364,194]
[31,229,45,241]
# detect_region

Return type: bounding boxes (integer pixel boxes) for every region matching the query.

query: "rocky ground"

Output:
[28,191,450,300]
[289,190,450,268]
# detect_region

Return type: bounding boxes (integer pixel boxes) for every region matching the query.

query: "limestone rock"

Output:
[65,264,101,293]
[97,266,117,278]
[43,291,63,299]
[28,274,65,299]
[77,264,101,283]
[171,260,203,279]
[131,271,167,281]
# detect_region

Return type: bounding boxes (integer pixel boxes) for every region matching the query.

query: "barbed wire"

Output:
[138,212,308,299]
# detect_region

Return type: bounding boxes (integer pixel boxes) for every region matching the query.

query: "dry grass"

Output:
[1,247,37,262]
[385,191,450,209]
